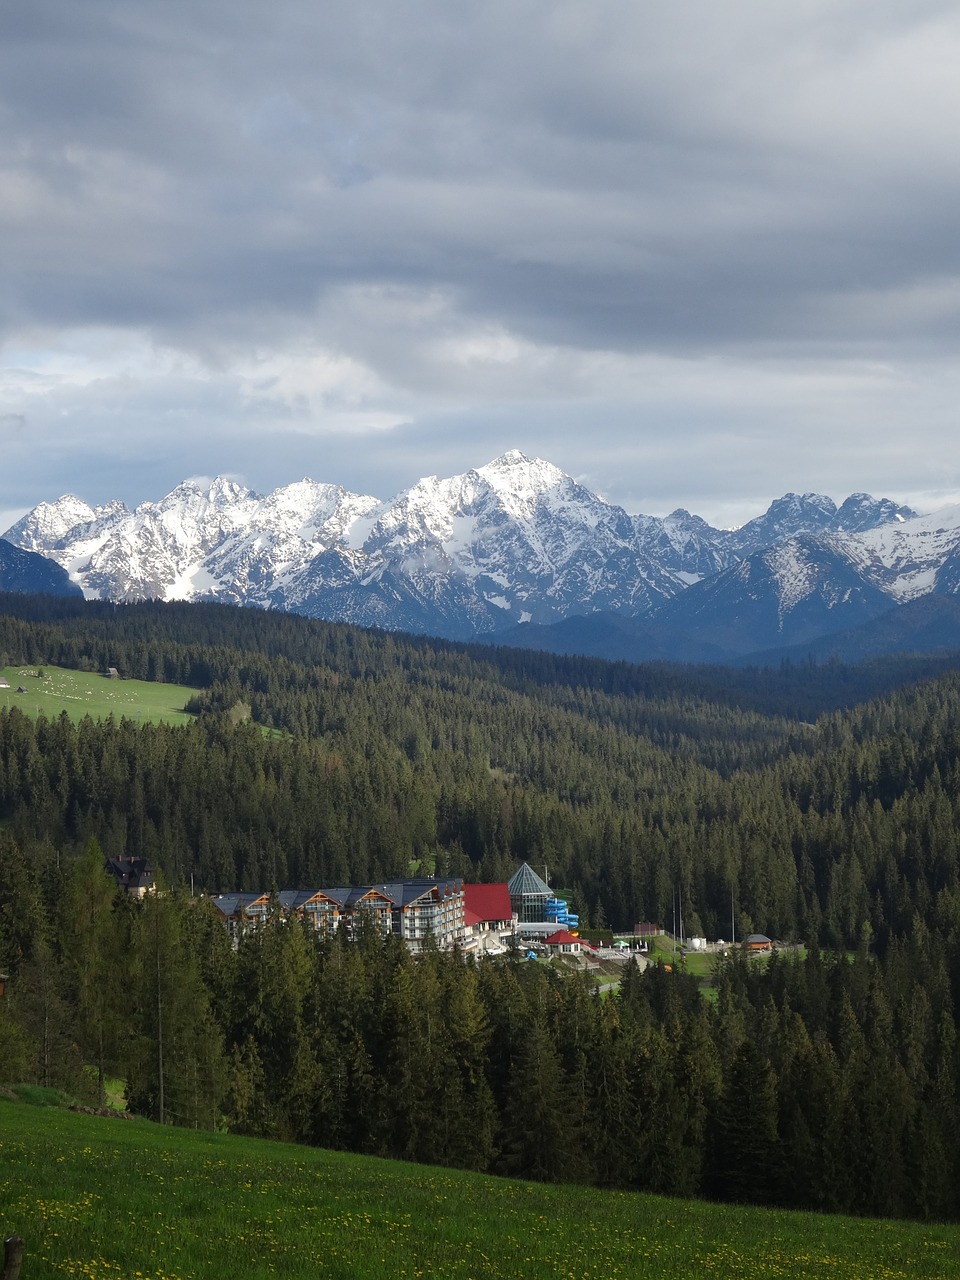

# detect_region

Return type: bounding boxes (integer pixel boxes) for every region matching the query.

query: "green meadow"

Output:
[0,666,196,727]
[1,1100,957,1280]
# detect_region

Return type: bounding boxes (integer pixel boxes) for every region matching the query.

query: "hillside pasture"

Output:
[0,665,196,727]
[0,1101,957,1280]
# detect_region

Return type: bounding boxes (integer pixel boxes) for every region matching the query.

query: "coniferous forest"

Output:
[4,593,960,1219]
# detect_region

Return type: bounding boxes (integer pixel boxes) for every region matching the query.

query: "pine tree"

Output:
[126,888,226,1129]
[58,839,126,1105]
[709,1038,782,1206]
[499,1012,571,1183]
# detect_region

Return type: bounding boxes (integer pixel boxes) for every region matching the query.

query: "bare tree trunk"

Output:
[156,910,164,1125]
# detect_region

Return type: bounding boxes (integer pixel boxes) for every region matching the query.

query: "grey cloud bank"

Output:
[2,0,960,530]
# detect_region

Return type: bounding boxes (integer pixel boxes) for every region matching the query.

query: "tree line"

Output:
[4,842,960,1222]
[3,597,960,1216]
[3,650,960,942]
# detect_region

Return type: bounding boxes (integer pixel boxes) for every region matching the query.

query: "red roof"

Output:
[463,882,513,927]
[545,929,581,946]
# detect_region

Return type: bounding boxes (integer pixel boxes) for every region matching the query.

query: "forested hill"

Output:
[3,593,960,943]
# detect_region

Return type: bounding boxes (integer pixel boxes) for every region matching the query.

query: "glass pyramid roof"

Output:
[508,862,552,897]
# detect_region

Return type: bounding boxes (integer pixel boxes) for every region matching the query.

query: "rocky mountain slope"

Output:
[0,538,83,599]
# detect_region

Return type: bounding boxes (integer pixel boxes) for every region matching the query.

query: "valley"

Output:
[3,595,960,1237]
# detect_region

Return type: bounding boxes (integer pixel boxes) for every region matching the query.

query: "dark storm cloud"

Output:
[3,0,960,523]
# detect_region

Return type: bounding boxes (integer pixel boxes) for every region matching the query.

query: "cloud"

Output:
[2,0,960,523]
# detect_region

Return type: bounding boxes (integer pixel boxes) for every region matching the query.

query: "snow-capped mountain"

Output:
[4,452,700,633]
[652,535,898,655]
[728,491,915,554]
[5,451,955,656]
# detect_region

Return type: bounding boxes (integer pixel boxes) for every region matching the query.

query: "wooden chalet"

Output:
[744,933,773,952]
[104,855,155,898]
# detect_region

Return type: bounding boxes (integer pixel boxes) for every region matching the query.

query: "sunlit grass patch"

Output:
[2,1098,959,1279]
[0,666,197,726]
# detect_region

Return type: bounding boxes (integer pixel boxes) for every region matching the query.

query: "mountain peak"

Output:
[206,476,257,504]
[2,455,940,651]
[834,492,918,532]
[476,452,568,512]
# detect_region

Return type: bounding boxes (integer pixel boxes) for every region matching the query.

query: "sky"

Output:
[3,0,960,532]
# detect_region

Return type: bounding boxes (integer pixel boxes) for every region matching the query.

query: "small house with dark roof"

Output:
[744,933,773,952]
[104,855,155,898]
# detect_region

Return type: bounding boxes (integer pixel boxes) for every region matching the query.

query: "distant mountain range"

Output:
[8,450,960,662]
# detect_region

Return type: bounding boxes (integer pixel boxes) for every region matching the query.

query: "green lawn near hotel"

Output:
[1,1100,957,1280]
[0,666,197,727]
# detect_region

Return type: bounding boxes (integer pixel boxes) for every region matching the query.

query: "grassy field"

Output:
[0,666,197,727]
[646,934,717,979]
[643,935,807,985]
[1,1099,958,1280]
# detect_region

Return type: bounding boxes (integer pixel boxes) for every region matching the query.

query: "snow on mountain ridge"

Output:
[766,541,819,622]
[2,452,939,641]
[476,450,569,520]
[7,495,127,552]
[829,503,960,602]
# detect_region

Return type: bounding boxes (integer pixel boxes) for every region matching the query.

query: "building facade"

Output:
[210,877,466,952]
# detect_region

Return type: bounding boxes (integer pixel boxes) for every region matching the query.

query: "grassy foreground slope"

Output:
[1,1102,956,1280]
[0,665,196,726]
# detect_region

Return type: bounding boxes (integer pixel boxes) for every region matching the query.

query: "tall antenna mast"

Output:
[672,884,676,950]
[731,883,736,946]
[679,884,684,951]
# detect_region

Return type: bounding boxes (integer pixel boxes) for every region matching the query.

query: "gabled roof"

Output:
[210,892,268,918]
[321,888,356,908]
[463,883,513,926]
[545,929,580,946]
[344,886,394,908]
[104,855,154,891]
[276,889,341,911]
[508,862,552,898]
[367,878,464,909]
[296,889,341,907]
[374,881,429,908]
